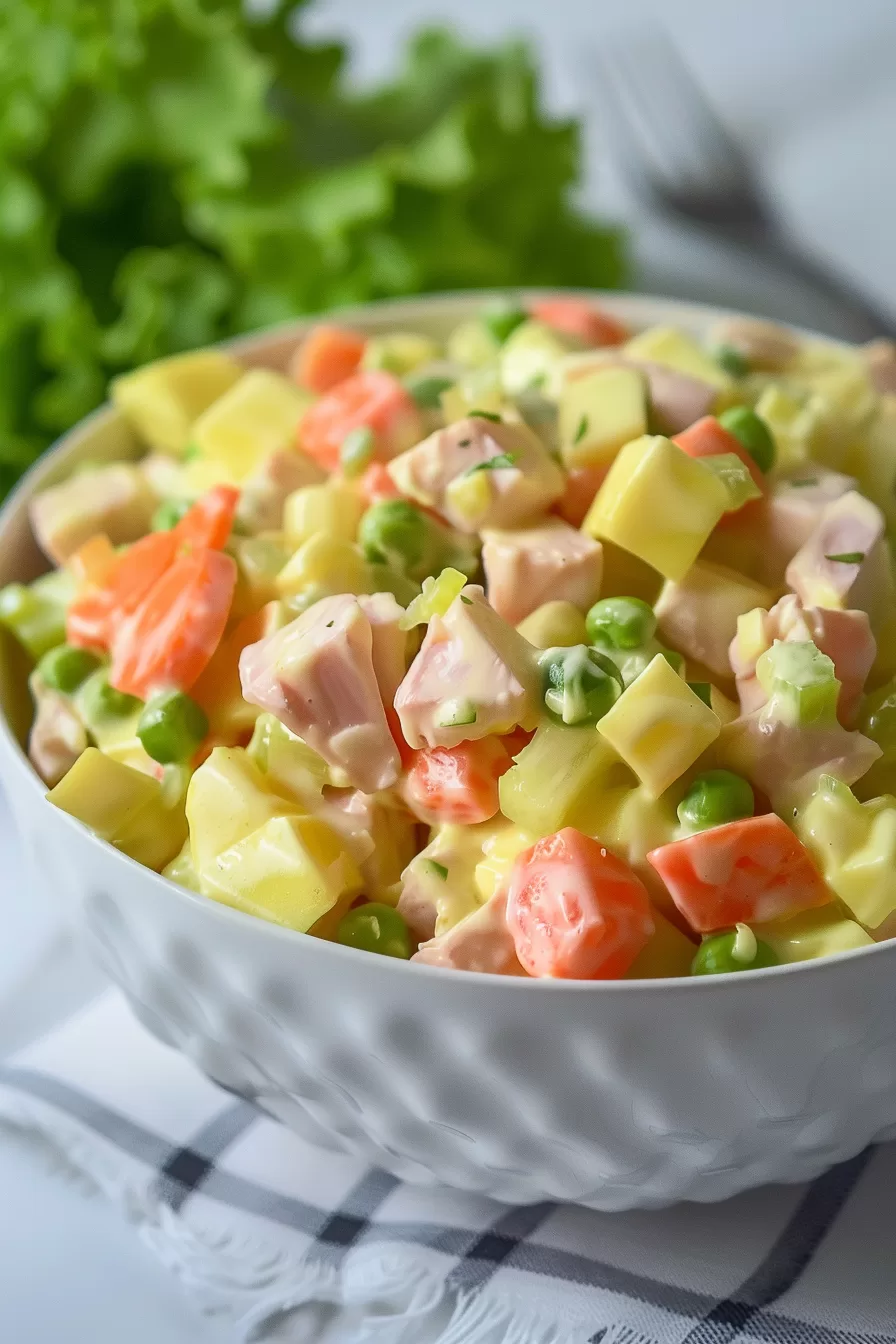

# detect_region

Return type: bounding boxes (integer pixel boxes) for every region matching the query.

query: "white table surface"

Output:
[2,3,895,1340]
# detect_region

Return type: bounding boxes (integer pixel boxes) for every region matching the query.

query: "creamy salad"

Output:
[5,296,896,979]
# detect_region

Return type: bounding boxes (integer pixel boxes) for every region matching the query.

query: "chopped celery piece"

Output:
[400,568,467,630]
[499,723,630,833]
[0,578,69,660]
[699,453,763,511]
[436,699,478,728]
[756,640,839,726]
[247,713,329,808]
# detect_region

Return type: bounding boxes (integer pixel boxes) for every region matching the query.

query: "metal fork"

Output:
[593,30,896,341]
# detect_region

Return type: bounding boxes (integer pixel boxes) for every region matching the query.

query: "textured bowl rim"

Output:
[2,286,893,991]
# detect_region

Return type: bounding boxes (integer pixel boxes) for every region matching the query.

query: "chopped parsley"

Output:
[573,413,589,444]
[465,452,518,475]
[788,478,819,488]
[469,409,501,422]
[460,595,473,605]
[325,620,334,628]
[458,438,472,448]
[825,552,865,564]
[182,443,202,463]
[427,860,449,881]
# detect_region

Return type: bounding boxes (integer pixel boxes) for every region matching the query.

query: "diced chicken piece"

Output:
[731,595,876,724]
[239,595,400,793]
[627,359,717,435]
[412,890,528,975]
[30,464,156,565]
[28,687,88,787]
[862,339,896,395]
[481,519,603,625]
[387,416,564,534]
[318,787,417,901]
[236,449,324,534]
[654,561,775,681]
[357,592,409,704]
[786,490,891,626]
[719,711,880,811]
[709,316,800,371]
[394,585,540,750]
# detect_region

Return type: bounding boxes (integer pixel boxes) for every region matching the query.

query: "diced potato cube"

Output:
[596,654,721,797]
[792,774,896,930]
[30,464,155,566]
[283,481,364,545]
[756,907,874,963]
[498,723,632,834]
[517,601,588,649]
[559,366,647,469]
[624,325,734,394]
[625,909,696,978]
[500,320,573,397]
[200,814,361,932]
[111,350,244,454]
[362,332,440,375]
[583,435,728,582]
[186,746,296,873]
[275,534,368,598]
[753,386,818,470]
[473,824,534,904]
[48,747,187,871]
[440,368,505,422]
[186,370,314,487]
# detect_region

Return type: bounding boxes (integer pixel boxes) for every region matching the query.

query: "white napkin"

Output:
[0,990,894,1344]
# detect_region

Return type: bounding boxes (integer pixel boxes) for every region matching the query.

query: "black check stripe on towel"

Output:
[1,1061,892,1344]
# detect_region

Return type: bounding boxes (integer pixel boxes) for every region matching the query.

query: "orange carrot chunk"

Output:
[66,530,178,650]
[404,738,512,825]
[110,548,237,700]
[293,325,366,394]
[173,484,239,551]
[298,370,420,473]
[506,828,654,979]
[529,296,628,348]
[647,814,832,934]
[553,465,609,527]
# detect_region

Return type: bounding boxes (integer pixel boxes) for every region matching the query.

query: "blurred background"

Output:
[1,2,895,1341]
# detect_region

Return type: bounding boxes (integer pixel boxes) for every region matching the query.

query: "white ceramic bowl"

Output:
[3,292,896,1212]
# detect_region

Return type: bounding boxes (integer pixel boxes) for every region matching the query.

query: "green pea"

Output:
[137,690,209,765]
[691,926,779,976]
[37,644,102,694]
[713,343,749,378]
[336,902,412,959]
[340,426,375,477]
[539,644,624,726]
[481,299,528,345]
[861,690,896,752]
[719,405,776,473]
[585,596,657,650]
[152,499,190,532]
[677,769,754,833]
[405,372,455,409]
[0,583,67,660]
[358,499,428,573]
[80,672,142,723]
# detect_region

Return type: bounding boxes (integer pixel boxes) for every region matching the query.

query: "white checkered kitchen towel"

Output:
[0,991,894,1344]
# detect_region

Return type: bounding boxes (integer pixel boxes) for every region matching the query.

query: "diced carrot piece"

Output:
[673,416,766,492]
[66,530,178,649]
[173,484,239,551]
[292,325,366,394]
[647,814,832,934]
[110,548,237,699]
[358,461,402,506]
[68,534,118,587]
[553,465,609,527]
[529,297,629,348]
[506,828,653,979]
[298,370,421,473]
[404,738,513,825]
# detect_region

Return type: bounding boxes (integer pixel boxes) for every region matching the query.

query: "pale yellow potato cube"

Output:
[200,814,361,932]
[186,746,296,873]
[559,366,647,469]
[582,435,728,581]
[756,907,874,963]
[626,909,697,978]
[596,654,721,797]
[188,369,314,486]
[275,534,367,598]
[283,481,364,545]
[624,325,734,394]
[111,350,244,454]
[517,601,588,649]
